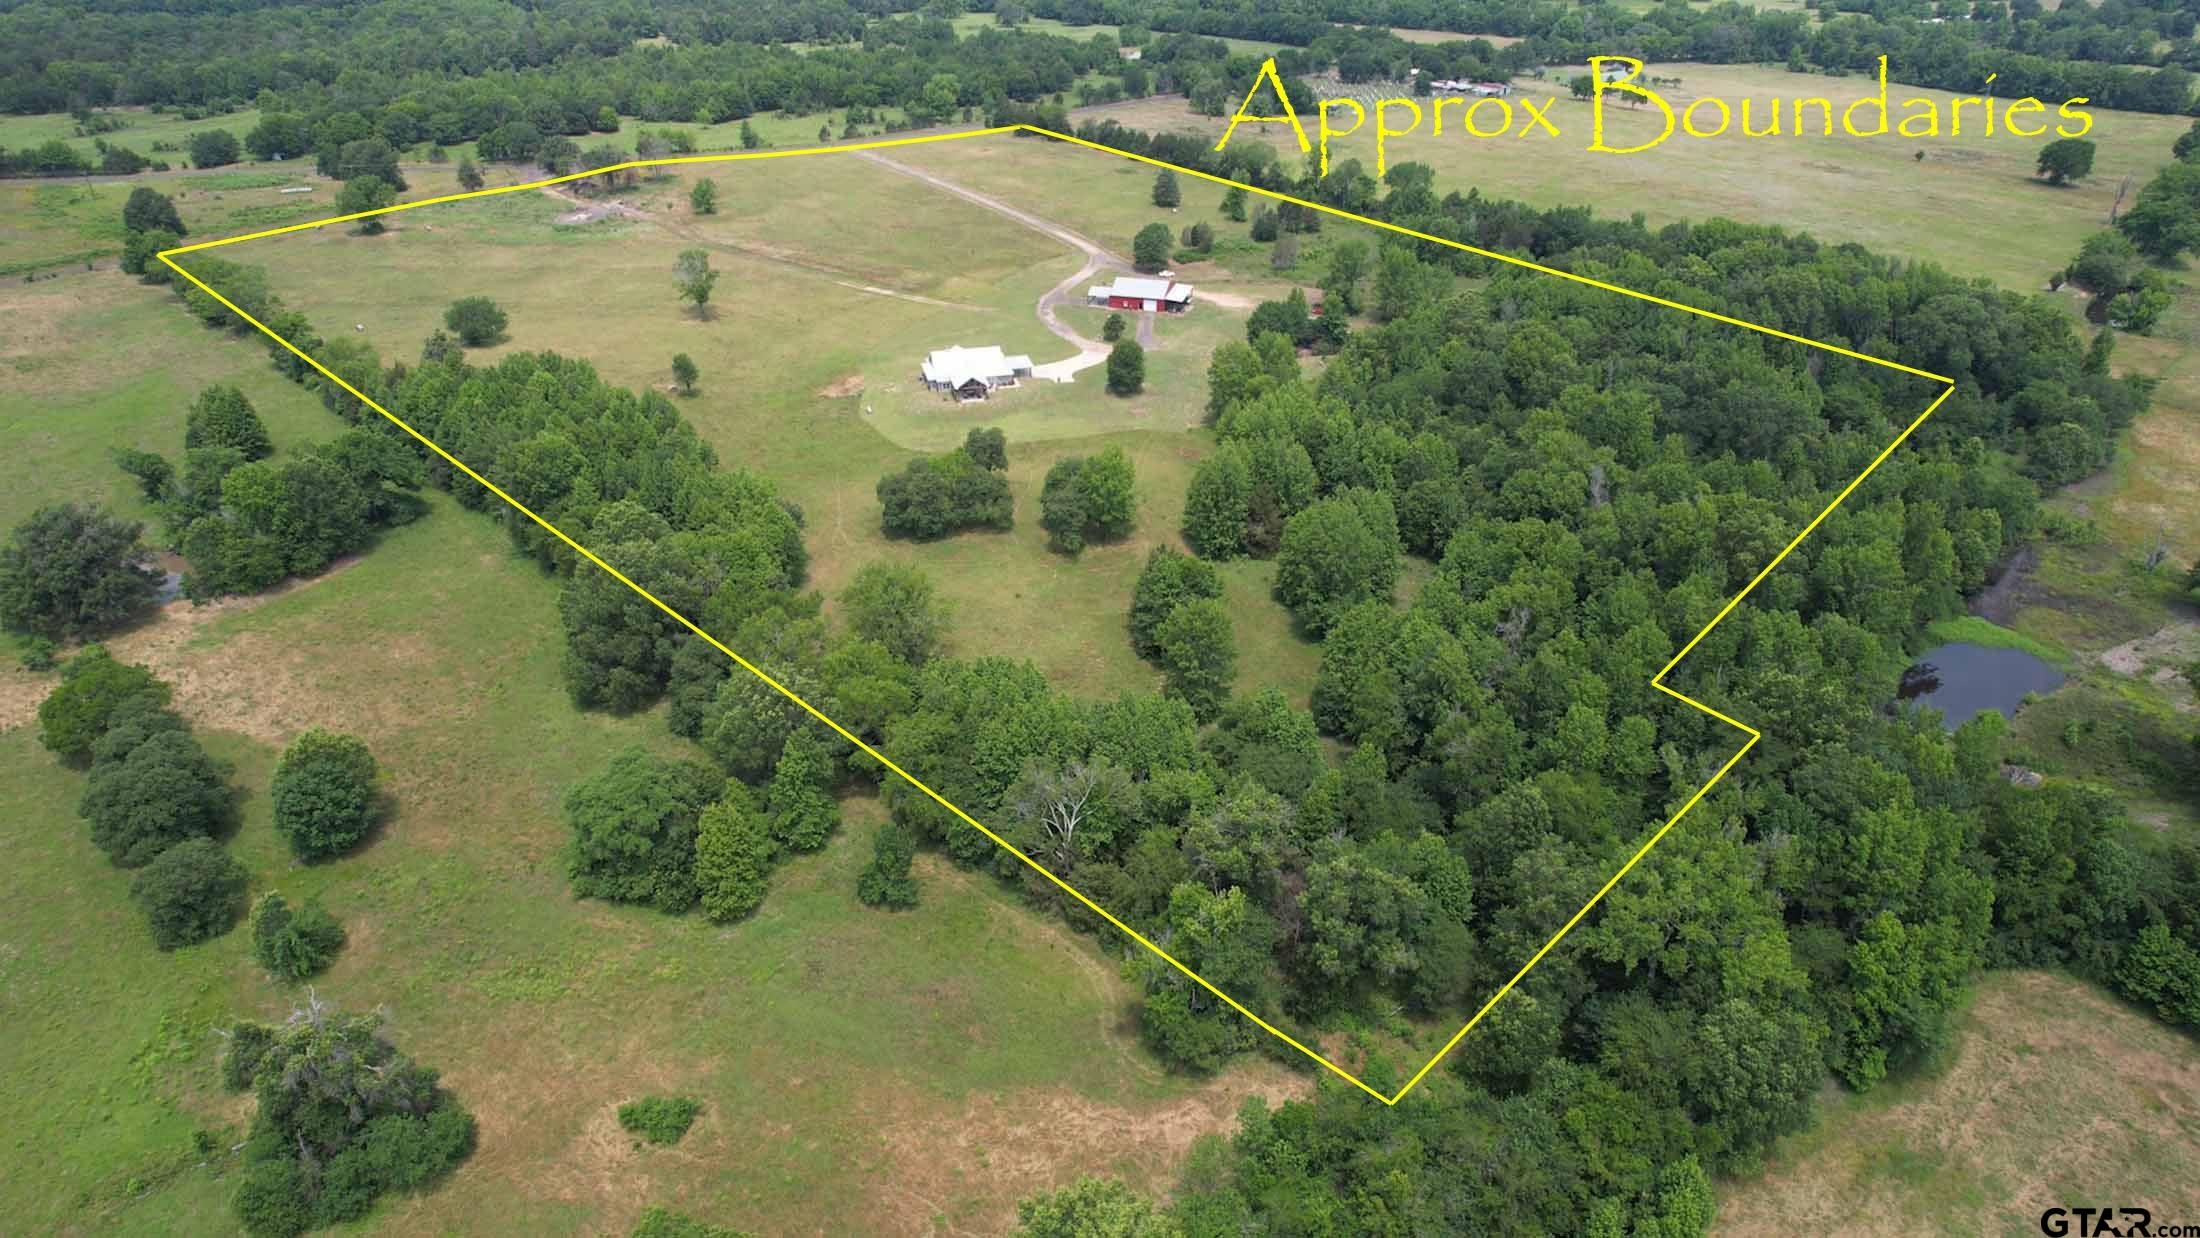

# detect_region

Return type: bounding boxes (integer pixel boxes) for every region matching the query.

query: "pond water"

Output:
[1897,642,2065,729]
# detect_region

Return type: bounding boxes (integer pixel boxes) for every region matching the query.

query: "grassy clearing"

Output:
[0,271,333,532]
[0,165,330,275]
[0,498,1308,1235]
[0,107,263,162]
[1717,971,2200,1236]
[1921,616,2073,665]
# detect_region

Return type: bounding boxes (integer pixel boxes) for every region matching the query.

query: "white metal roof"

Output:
[1097,276,1194,303]
[921,345,1032,388]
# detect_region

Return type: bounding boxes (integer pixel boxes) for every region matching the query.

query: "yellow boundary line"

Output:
[159,124,1956,1105]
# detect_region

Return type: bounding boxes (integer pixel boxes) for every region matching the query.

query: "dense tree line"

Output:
[863,125,2196,1230]
[1056,0,2200,114]
[0,0,921,114]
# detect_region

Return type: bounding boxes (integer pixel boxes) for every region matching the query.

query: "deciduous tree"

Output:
[131,837,247,948]
[271,729,379,861]
[0,504,159,639]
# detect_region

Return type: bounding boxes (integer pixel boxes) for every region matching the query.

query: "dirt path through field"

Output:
[856,150,1140,382]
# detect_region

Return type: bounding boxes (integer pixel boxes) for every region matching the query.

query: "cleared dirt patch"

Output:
[817,374,865,398]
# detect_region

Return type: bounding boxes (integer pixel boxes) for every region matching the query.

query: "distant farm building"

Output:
[1088,276,1194,313]
[1597,61,1634,83]
[1429,79,1513,96]
[920,345,1034,401]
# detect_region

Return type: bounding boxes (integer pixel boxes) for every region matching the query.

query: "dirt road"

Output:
[856,150,1142,382]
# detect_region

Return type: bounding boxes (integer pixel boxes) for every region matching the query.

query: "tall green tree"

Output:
[1132,222,1173,271]
[675,248,719,317]
[564,747,722,912]
[841,562,950,665]
[123,186,186,235]
[271,729,379,861]
[1153,598,1235,722]
[185,386,273,459]
[696,783,773,922]
[0,504,159,639]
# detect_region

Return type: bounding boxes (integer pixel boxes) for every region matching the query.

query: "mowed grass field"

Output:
[1716,971,2200,1235]
[206,143,1320,702]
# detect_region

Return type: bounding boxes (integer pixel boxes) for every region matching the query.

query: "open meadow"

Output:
[0,246,1315,1236]
[0,126,1375,1234]
[1717,970,2200,1235]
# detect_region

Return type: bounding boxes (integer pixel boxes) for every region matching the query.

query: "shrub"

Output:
[123,186,186,235]
[114,447,175,499]
[83,728,230,866]
[841,562,949,665]
[1038,447,1136,554]
[131,838,248,948]
[18,635,58,671]
[37,645,170,762]
[565,746,722,912]
[856,820,919,909]
[226,1000,475,1236]
[617,1095,703,1145]
[695,784,773,922]
[222,1020,277,1092]
[877,449,1013,540]
[962,426,1007,471]
[1154,598,1236,722]
[271,729,379,861]
[249,892,346,980]
[187,129,240,168]
[1102,312,1126,342]
[632,1206,753,1238]
[766,729,839,851]
[0,504,161,640]
[442,296,508,347]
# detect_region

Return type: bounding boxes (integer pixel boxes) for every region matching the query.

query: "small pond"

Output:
[1897,642,2065,730]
